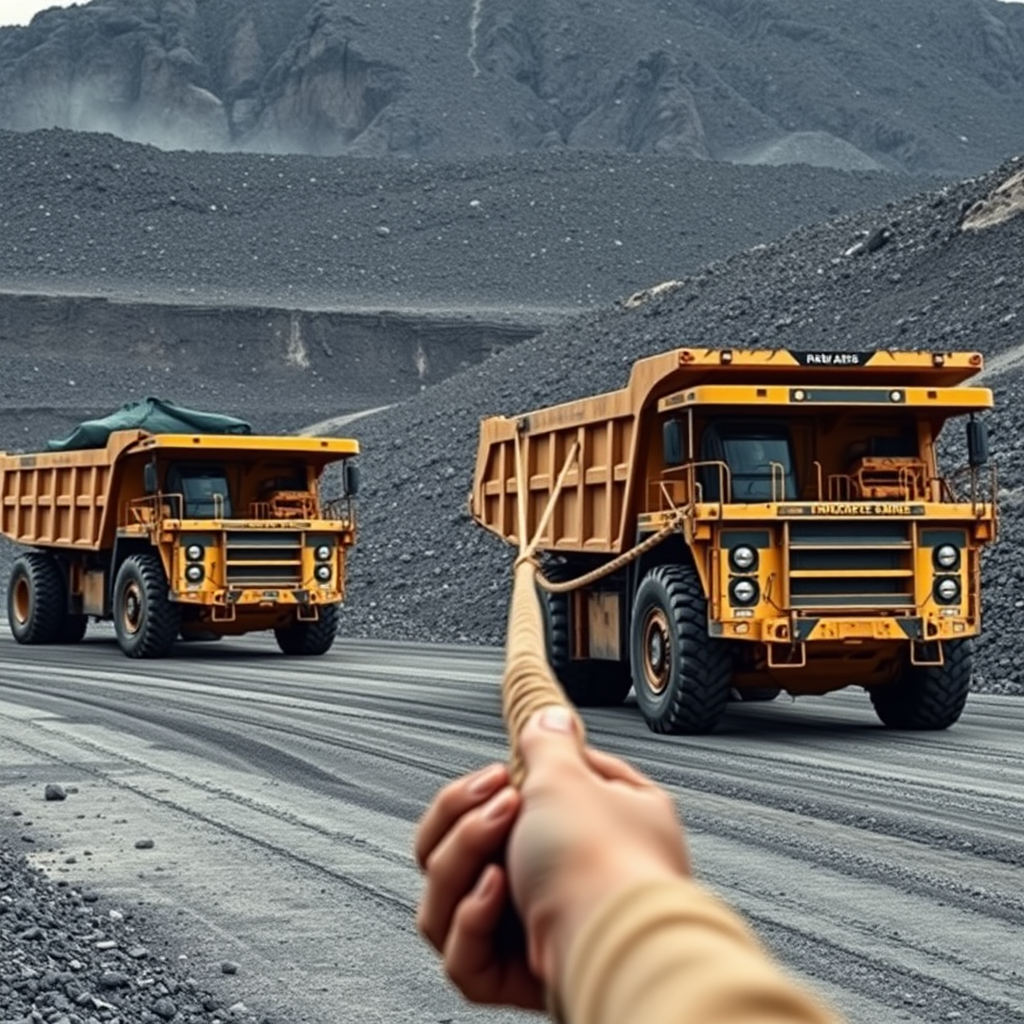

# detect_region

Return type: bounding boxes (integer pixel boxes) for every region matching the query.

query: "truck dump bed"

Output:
[0,431,143,551]
[471,348,988,555]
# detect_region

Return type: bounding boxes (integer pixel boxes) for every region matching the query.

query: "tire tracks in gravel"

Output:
[0,656,507,790]
[0,706,419,924]
[752,916,1021,1024]
[627,738,1024,866]
[3,637,1023,1023]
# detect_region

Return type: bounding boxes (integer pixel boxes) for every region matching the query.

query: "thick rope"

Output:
[503,440,586,785]
[502,438,685,783]
[502,557,585,786]
[533,514,684,594]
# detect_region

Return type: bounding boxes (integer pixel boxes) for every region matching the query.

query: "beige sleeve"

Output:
[560,879,843,1024]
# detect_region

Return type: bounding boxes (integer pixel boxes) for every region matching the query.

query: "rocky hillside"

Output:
[336,156,1024,694]
[0,126,929,312]
[1,0,1022,176]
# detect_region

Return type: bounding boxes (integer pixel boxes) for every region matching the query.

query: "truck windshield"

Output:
[167,465,233,518]
[701,425,797,502]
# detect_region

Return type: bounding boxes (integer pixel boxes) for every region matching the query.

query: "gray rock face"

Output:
[249,4,410,155]
[1,0,1023,175]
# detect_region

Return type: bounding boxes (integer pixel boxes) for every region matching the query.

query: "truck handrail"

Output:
[655,460,730,514]
[769,461,787,502]
[653,460,802,508]
[947,463,998,517]
[124,495,162,527]
[322,496,356,530]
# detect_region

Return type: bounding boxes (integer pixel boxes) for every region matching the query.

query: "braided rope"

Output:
[503,438,585,784]
[502,434,685,782]
[533,514,684,594]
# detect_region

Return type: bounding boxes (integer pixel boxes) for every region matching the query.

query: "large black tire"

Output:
[7,552,66,645]
[57,614,88,644]
[869,639,972,730]
[630,564,732,734]
[274,603,340,656]
[538,567,632,708]
[113,553,180,659]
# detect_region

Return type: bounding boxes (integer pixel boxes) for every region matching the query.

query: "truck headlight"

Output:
[730,545,758,572]
[186,544,204,562]
[315,564,332,583]
[934,576,960,604]
[315,544,332,562]
[185,564,205,583]
[730,578,759,606]
[933,544,960,570]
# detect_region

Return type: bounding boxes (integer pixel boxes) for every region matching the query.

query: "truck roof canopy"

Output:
[513,349,989,435]
[646,348,985,388]
[659,383,993,414]
[132,433,359,461]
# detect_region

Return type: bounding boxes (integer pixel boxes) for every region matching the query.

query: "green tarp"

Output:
[47,397,253,452]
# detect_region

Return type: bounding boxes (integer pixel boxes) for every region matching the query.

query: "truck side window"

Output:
[166,464,233,518]
[866,435,918,458]
[700,424,797,502]
[845,432,919,469]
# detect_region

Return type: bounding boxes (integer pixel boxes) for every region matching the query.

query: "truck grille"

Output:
[788,521,913,609]
[225,531,303,587]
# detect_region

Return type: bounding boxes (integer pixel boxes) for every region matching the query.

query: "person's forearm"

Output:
[560,879,842,1024]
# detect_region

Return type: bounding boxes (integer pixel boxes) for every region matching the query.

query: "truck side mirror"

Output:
[663,420,685,467]
[344,461,360,497]
[967,419,989,468]
[143,462,158,495]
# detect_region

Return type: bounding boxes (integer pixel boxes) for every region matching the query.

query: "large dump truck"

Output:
[471,348,997,733]
[2,430,359,658]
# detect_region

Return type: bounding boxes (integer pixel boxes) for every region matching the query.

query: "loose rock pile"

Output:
[0,128,926,311]
[0,833,255,1024]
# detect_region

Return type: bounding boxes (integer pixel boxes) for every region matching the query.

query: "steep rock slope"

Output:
[0,0,1022,175]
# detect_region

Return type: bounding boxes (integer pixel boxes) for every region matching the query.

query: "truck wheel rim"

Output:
[641,608,670,695]
[12,577,30,626]
[122,583,143,635]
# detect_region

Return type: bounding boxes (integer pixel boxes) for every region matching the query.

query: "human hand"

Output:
[415,762,543,1008]
[415,707,690,1009]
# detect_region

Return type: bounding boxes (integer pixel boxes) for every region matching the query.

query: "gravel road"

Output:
[2,633,1023,1024]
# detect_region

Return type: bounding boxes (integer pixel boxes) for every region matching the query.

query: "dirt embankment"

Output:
[0,292,548,449]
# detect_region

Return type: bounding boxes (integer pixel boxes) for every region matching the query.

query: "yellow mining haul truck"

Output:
[2,430,359,658]
[471,348,998,733]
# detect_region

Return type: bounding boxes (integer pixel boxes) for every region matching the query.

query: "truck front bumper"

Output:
[171,587,344,607]
[713,613,975,644]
